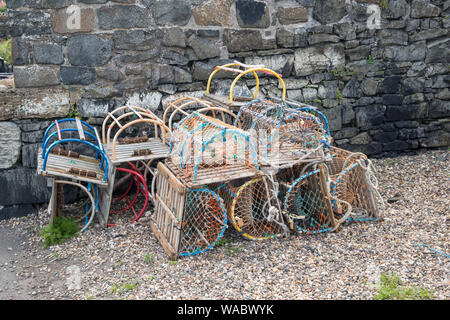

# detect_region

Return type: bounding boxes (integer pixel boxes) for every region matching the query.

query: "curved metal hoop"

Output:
[206,62,261,99]
[163,97,215,131]
[43,118,97,146]
[107,164,149,227]
[230,68,287,103]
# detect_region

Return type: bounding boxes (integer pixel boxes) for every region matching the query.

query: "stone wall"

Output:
[0,0,449,218]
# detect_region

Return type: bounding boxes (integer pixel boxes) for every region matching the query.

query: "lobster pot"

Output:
[168,112,260,187]
[223,177,286,240]
[326,146,367,177]
[150,162,227,259]
[330,161,381,223]
[282,168,335,234]
[38,118,110,187]
[163,96,237,132]
[101,105,171,165]
[236,102,328,167]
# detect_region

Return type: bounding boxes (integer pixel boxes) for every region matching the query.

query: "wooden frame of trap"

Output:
[97,105,172,227]
[37,118,111,230]
[150,114,263,259]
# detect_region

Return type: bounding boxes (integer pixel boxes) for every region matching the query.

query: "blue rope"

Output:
[414,244,450,259]
[321,139,331,148]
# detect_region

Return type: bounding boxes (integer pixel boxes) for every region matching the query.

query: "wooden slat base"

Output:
[166,160,259,188]
[37,148,108,186]
[106,138,170,164]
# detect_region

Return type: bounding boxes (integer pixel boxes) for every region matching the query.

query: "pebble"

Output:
[0,149,448,300]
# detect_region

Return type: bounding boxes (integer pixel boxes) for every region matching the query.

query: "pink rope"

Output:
[55,120,62,141]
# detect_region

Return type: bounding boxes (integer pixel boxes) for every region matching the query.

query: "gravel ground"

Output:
[0,149,448,300]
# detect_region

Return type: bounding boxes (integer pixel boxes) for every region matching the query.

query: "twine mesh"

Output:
[169,112,259,185]
[282,169,332,234]
[330,161,382,223]
[326,146,367,177]
[228,177,286,240]
[179,188,227,256]
[235,100,328,168]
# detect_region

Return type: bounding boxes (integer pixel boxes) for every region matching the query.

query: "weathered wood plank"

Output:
[150,219,177,261]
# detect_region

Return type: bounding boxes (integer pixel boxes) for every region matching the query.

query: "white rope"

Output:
[232,60,266,69]
[339,152,385,220]
[328,196,352,231]
[261,174,290,237]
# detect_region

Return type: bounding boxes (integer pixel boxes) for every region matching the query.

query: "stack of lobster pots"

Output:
[37,61,384,260]
[150,62,384,260]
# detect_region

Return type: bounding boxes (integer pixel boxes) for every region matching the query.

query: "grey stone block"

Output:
[98,5,150,29]
[313,0,347,25]
[186,35,220,60]
[355,105,385,129]
[384,42,426,62]
[60,66,95,85]
[34,42,64,65]
[14,65,61,88]
[385,104,427,121]
[0,168,51,205]
[224,29,276,53]
[236,0,271,28]
[114,29,162,51]
[8,10,52,37]
[77,98,111,118]
[11,37,32,66]
[382,0,409,19]
[67,34,112,67]
[411,0,441,18]
[0,122,21,169]
[22,143,40,168]
[153,0,192,26]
